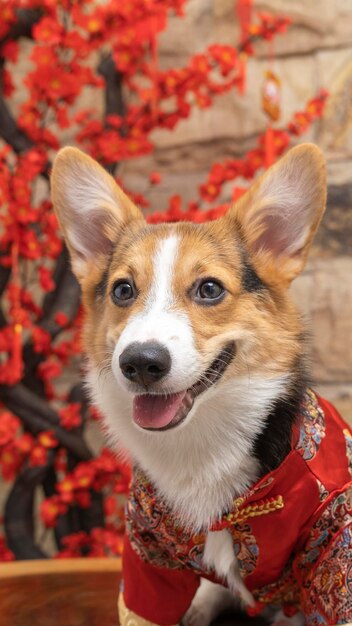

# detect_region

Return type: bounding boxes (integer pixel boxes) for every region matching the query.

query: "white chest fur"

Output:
[204,530,254,606]
[90,367,289,529]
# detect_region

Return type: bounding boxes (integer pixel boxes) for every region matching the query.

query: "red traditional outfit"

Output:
[119,389,352,626]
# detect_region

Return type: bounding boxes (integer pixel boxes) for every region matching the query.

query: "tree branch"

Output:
[21,248,80,393]
[4,455,53,560]
[0,10,49,167]
[0,262,10,328]
[98,54,125,174]
[98,54,125,120]
[0,96,34,154]
[0,383,92,460]
[1,9,43,44]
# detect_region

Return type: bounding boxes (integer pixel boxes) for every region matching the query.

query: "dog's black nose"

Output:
[119,341,171,386]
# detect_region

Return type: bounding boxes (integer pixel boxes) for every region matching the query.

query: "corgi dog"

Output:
[51,145,352,626]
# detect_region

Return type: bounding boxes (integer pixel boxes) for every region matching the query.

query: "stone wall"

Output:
[119,0,352,415]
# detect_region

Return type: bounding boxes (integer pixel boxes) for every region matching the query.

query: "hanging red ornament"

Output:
[236,0,253,94]
[149,17,159,121]
[237,53,247,95]
[262,68,281,167]
[264,126,275,168]
[9,239,23,384]
[11,322,23,382]
[262,69,281,121]
[237,0,253,42]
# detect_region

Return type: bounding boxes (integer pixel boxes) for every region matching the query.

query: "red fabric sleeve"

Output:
[122,533,200,625]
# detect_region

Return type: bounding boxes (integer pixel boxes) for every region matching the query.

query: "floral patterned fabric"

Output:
[121,390,352,626]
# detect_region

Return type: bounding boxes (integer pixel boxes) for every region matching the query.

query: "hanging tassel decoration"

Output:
[237,53,247,95]
[149,19,159,122]
[236,0,253,94]
[262,69,281,167]
[10,238,23,384]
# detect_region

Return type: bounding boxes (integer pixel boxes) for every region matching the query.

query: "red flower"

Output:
[32,17,64,45]
[232,187,247,202]
[32,327,51,354]
[209,45,237,76]
[15,433,34,455]
[38,359,62,381]
[149,171,162,185]
[0,446,23,481]
[30,45,57,67]
[55,312,69,327]
[29,445,48,467]
[104,495,117,517]
[0,5,16,39]
[39,267,55,292]
[19,229,42,260]
[1,40,19,63]
[0,535,14,562]
[41,496,67,528]
[73,463,96,490]
[0,412,20,447]
[38,431,58,449]
[75,491,91,508]
[199,182,221,203]
[57,478,75,503]
[54,448,67,474]
[59,403,82,430]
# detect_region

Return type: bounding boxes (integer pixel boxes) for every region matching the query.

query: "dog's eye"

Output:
[196,279,225,304]
[111,280,136,306]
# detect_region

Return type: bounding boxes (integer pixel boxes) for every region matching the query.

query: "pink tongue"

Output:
[133,392,186,429]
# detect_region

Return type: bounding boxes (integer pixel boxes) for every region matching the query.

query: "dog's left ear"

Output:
[51,147,144,280]
[225,144,326,284]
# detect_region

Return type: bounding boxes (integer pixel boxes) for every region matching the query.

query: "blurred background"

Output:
[0,0,351,562]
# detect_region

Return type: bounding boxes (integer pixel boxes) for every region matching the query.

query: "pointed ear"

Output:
[226,144,326,284]
[51,147,144,279]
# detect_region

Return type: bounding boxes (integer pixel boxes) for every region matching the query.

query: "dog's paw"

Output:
[271,610,305,626]
[182,605,212,626]
[182,578,237,626]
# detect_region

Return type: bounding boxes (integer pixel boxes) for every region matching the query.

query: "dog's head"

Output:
[51,145,326,438]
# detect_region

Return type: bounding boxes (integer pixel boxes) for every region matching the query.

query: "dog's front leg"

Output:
[183,529,254,626]
[269,608,305,626]
[203,530,254,606]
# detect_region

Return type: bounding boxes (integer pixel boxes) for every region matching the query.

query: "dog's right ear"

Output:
[51,147,144,280]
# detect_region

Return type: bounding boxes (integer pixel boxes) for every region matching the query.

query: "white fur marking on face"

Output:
[111,234,202,394]
[147,234,179,311]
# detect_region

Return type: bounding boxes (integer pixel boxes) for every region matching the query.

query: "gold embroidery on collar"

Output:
[211,495,284,531]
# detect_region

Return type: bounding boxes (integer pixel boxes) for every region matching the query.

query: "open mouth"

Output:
[133,342,235,432]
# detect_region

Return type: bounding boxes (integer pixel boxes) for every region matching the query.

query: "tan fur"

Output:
[172,221,303,380]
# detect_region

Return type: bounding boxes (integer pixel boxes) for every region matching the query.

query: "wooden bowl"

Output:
[0,558,122,626]
[0,558,281,626]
